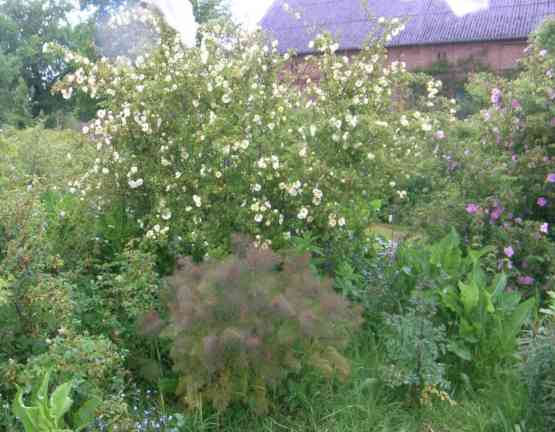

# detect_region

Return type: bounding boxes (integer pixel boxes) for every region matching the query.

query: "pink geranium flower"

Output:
[537,197,548,207]
[541,223,549,234]
[547,173,555,183]
[504,246,515,258]
[490,206,503,221]
[466,203,479,214]
[518,276,535,286]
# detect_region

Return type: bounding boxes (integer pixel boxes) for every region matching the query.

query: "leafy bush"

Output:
[4,332,133,431]
[74,248,161,345]
[46,15,452,266]
[386,231,535,381]
[409,18,555,294]
[141,236,362,414]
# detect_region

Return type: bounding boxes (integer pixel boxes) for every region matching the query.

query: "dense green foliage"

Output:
[0,0,96,127]
[0,4,554,432]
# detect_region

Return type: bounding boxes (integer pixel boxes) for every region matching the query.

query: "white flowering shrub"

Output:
[49,12,451,259]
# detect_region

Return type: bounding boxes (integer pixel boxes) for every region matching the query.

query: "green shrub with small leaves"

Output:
[141,236,363,414]
[4,332,133,431]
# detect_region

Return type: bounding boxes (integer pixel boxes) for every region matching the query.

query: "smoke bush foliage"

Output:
[140,236,363,414]
[46,10,452,261]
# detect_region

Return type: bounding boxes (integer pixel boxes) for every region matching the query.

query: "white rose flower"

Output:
[297,207,309,220]
[128,178,144,189]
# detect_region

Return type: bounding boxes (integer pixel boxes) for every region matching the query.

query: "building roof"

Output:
[260,0,555,54]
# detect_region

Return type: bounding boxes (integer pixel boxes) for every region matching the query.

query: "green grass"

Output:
[126,335,533,432]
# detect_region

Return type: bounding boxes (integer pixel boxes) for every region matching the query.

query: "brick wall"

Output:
[284,39,528,87]
[387,40,528,72]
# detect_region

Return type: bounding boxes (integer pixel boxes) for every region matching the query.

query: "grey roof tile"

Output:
[260,0,555,53]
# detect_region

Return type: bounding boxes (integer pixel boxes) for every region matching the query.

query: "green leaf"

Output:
[370,199,382,211]
[440,286,463,315]
[32,371,51,405]
[492,273,508,300]
[447,341,472,361]
[505,298,535,341]
[459,280,479,313]
[468,246,495,266]
[73,396,101,431]
[49,381,74,424]
[12,389,41,432]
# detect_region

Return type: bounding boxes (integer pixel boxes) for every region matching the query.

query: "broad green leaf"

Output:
[505,298,535,341]
[32,371,51,405]
[492,273,508,300]
[459,281,479,313]
[12,389,41,432]
[447,341,472,361]
[73,396,101,431]
[483,291,495,314]
[440,286,463,315]
[471,265,487,291]
[468,246,495,266]
[49,381,74,423]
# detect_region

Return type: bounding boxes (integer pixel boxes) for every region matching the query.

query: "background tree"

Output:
[0,0,96,127]
[190,0,230,23]
[80,0,231,24]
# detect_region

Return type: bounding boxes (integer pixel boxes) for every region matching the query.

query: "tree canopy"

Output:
[0,0,95,127]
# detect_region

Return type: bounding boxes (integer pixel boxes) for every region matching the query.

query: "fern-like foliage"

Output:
[381,297,449,404]
[140,236,362,414]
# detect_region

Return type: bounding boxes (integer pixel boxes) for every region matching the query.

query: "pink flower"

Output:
[466,203,479,214]
[511,99,521,109]
[512,154,518,162]
[541,223,549,234]
[537,197,548,207]
[547,173,555,183]
[504,246,515,258]
[551,117,555,127]
[491,88,502,106]
[490,206,503,221]
[518,275,535,286]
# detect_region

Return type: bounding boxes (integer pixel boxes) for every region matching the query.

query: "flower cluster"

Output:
[51,16,451,257]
